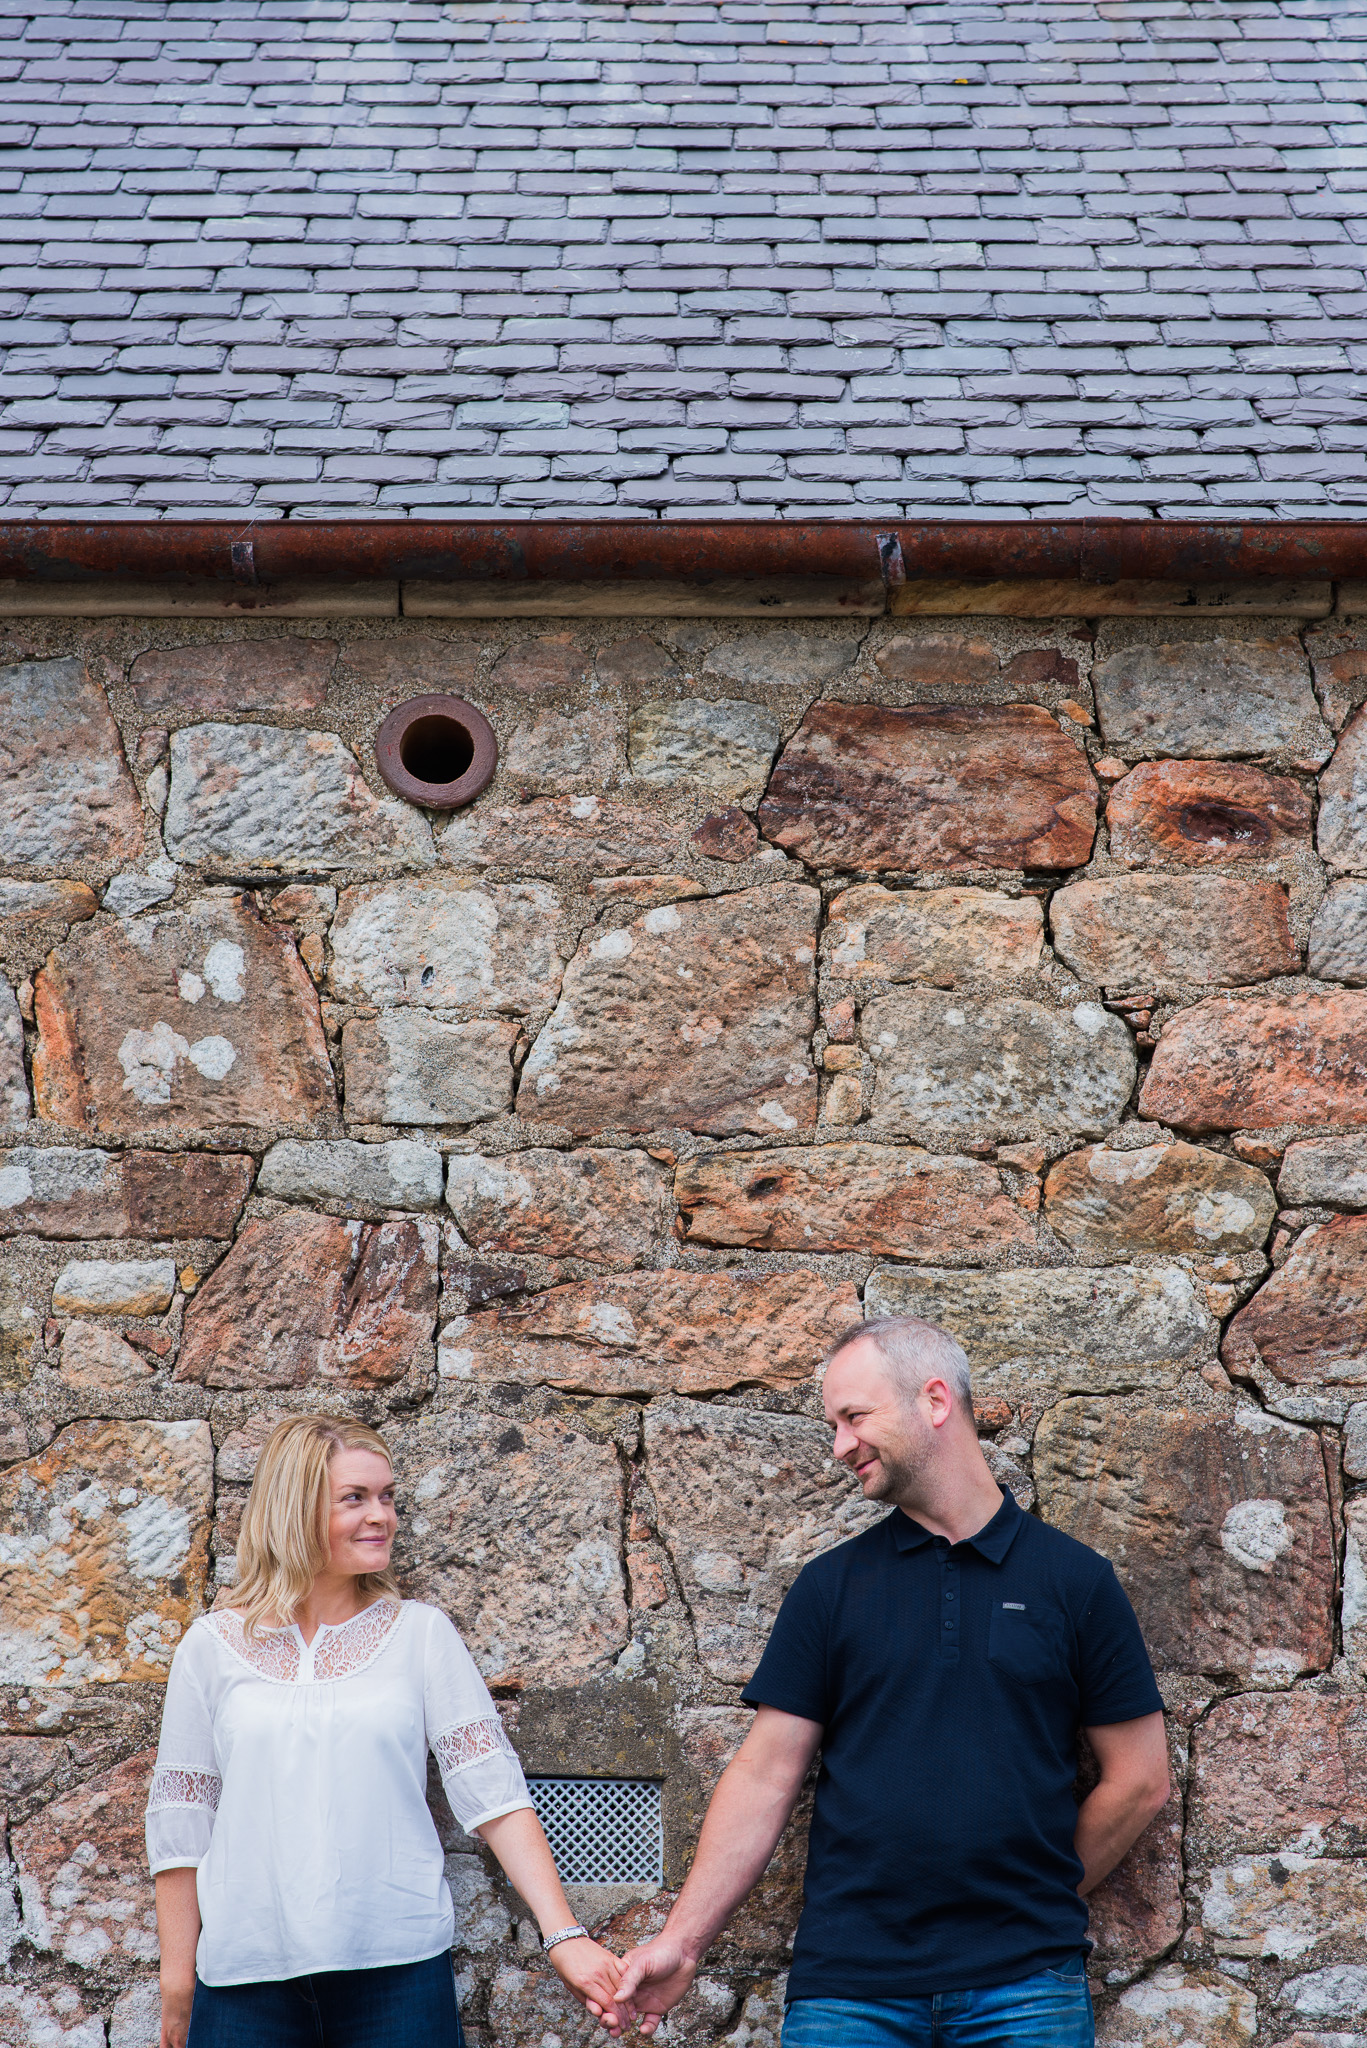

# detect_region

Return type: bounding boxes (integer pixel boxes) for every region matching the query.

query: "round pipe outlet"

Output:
[374,695,497,810]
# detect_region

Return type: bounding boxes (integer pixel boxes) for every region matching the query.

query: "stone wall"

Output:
[3,606,1367,2046]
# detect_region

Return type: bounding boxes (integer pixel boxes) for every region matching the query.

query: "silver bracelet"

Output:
[542,1925,589,1953]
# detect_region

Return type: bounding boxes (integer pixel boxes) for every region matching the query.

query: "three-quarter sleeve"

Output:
[422,1609,533,1833]
[146,1626,222,1874]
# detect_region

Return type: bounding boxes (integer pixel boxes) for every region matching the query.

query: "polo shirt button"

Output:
[943,1620,955,1630]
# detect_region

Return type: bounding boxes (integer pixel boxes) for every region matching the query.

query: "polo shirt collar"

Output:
[889,1485,1023,1562]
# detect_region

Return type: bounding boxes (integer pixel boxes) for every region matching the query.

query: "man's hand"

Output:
[1076,1712,1171,1896]
[607,1933,699,2037]
[596,1706,821,2037]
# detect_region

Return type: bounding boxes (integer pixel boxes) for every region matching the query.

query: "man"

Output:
[606,1316,1169,2048]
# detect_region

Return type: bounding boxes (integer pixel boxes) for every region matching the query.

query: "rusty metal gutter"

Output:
[0,518,1363,618]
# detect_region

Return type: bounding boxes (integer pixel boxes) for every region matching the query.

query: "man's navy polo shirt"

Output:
[740,1486,1163,2000]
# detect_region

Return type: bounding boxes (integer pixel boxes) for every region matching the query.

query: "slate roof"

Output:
[2,0,1365,520]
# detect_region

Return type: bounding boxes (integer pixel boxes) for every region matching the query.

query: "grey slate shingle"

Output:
[0,0,1363,518]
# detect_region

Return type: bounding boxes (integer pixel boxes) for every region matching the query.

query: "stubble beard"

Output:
[859,1426,932,1509]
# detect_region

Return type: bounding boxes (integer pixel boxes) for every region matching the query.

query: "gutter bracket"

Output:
[876,532,905,603]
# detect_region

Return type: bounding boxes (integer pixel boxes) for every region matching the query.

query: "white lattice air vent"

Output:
[529,1778,663,1885]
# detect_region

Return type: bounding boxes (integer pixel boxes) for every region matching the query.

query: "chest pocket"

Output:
[988,1601,1061,1686]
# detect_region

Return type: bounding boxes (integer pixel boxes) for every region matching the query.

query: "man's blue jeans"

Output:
[780,1952,1094,2048]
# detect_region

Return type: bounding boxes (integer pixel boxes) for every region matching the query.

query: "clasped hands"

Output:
[553,1929,694,2039]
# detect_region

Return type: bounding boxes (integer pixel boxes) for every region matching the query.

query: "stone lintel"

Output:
[890,577,1334,618]
[0,573,1339,619]
[0,578,401,617]
[400,573,887,616]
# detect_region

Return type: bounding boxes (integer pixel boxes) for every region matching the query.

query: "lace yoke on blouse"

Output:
[208,1597,404,1684]
[144,1597,526,1878]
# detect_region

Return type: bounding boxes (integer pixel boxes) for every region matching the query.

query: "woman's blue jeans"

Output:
[186,1950,463,2048]
[780,1952,1094,2048]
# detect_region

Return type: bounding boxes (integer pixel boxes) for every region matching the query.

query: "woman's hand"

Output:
[159,1970,195,2048]
[155,1869,201,2048]
[547,1935,624,2028]
[477,1809,631,2031]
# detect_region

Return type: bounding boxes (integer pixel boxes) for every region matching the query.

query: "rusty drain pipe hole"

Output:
[400,714,474,785]
[374,695,498,810]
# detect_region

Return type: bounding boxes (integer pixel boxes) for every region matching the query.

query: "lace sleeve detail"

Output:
[434,1715,517,1777]
[421,1609,531,1830]
[145,1762,220,1873]
[147,1765,222,1816]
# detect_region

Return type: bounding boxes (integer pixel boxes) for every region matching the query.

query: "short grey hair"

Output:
[825,1315,973,1410]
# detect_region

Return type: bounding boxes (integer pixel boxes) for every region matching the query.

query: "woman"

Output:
[146,1414,624,2048]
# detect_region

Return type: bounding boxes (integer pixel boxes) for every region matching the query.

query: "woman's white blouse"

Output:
[144,1598,531,1986]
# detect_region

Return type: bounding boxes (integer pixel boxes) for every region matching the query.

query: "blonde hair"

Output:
[230,1414,400,1636]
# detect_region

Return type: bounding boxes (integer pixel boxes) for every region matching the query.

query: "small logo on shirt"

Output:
[1001,1602,1026,1611]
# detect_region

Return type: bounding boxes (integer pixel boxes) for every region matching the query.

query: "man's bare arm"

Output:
[1075,1712,1170,1897]
[607,1706,822,2037]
